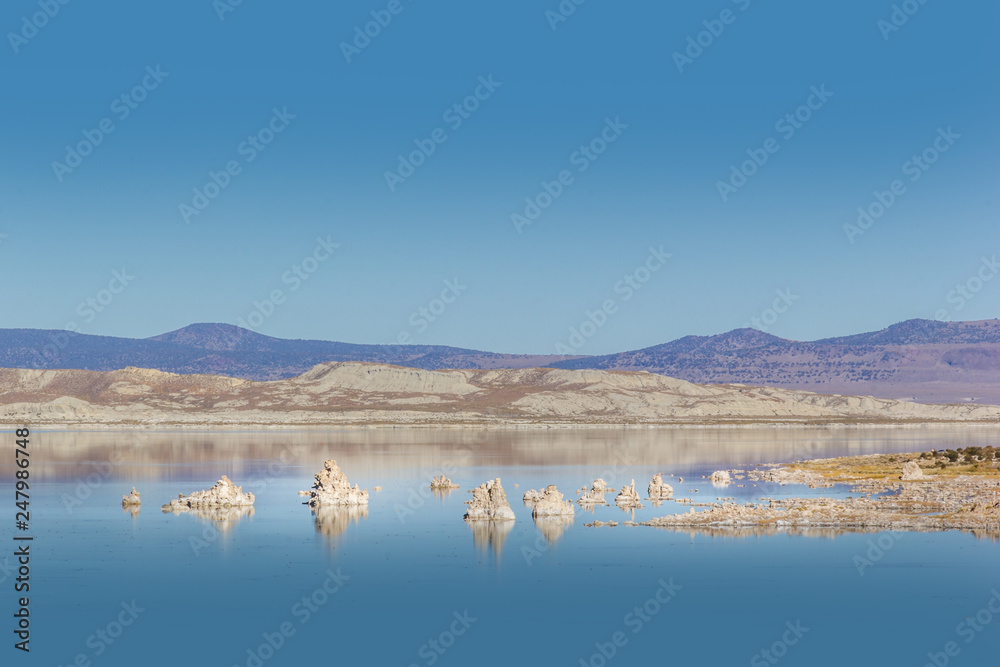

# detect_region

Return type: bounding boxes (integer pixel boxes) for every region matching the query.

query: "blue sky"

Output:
[1,0,997,354]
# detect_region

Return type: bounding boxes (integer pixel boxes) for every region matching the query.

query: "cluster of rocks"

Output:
[307,460,369,508]
[161,476,255,513]
[430,474,460,490]
[647,474,674,501]
[748,467,831,487]
[122,487,141,507]
[464,478,516,521]
[641,460,1000,535]
[524,485,575,517]
[615,480,643,509]
[577,479,612,505]
[710,470,731,485]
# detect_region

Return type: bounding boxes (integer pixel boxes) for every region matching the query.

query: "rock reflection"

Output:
[533,515,574,544]
[25,425,998,483]
[312,505,369,538]
[467,519,513,557]
[122,504,140,519]
[431,487,457,499]
[163,505,255,532]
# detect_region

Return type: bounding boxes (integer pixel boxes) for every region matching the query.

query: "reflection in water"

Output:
[122,504,140,519]
[431,487,457,499]
[533,515,574,544]
[163,505,255,532]
[15,425,1000,482]
[654,525,869,540]
[312,505,369,538]
[615,506,638,521]
[468,520,513,558]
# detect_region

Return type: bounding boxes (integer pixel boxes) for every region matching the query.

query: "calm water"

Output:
[4,427,1000,666]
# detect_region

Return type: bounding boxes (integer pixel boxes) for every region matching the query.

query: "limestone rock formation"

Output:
[901,461,925,481]
[710,470,732,485]
[307,460,369,508]
[122,487,141,507]
[161,476,254,512]
[578,479,611,505]
[647,474,674,501]
[530,485,575,517]
[615,480,643,509]
[523,488,543,502]
[464,478,516,521]
[430,474,460,490]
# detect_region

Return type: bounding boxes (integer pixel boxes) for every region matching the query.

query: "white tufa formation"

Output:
[647,474,674,501]
[430,474,460,489]
[615,480,643,509]
[901,461,925,481]
[578,478,611,505]
[161,476,255,512]
[308,460,369,507]
[530,485,576,518]
[464,478,516,521]
[710,470,732,485]
[122,487,142,507]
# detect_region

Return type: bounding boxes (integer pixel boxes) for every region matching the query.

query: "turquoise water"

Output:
[4,428,1000,666]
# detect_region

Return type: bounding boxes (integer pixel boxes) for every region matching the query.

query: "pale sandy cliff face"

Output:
[0,362,998,427]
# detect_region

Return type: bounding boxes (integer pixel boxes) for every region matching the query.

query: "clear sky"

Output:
[1,0,997,354]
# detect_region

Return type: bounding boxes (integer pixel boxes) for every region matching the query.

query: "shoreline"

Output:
[3,419,1000,431]
[626,449,1000,536]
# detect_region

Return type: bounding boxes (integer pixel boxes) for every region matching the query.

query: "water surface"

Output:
[4,426,999,666]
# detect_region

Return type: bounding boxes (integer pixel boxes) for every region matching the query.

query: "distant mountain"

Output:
[550,319,1000,405]
[3,318,1000,405]
[0,324,578,381]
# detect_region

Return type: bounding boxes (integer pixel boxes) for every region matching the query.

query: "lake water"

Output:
[4,426,1000,666]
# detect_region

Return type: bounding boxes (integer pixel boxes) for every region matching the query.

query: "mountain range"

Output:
[2,318,999,405]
